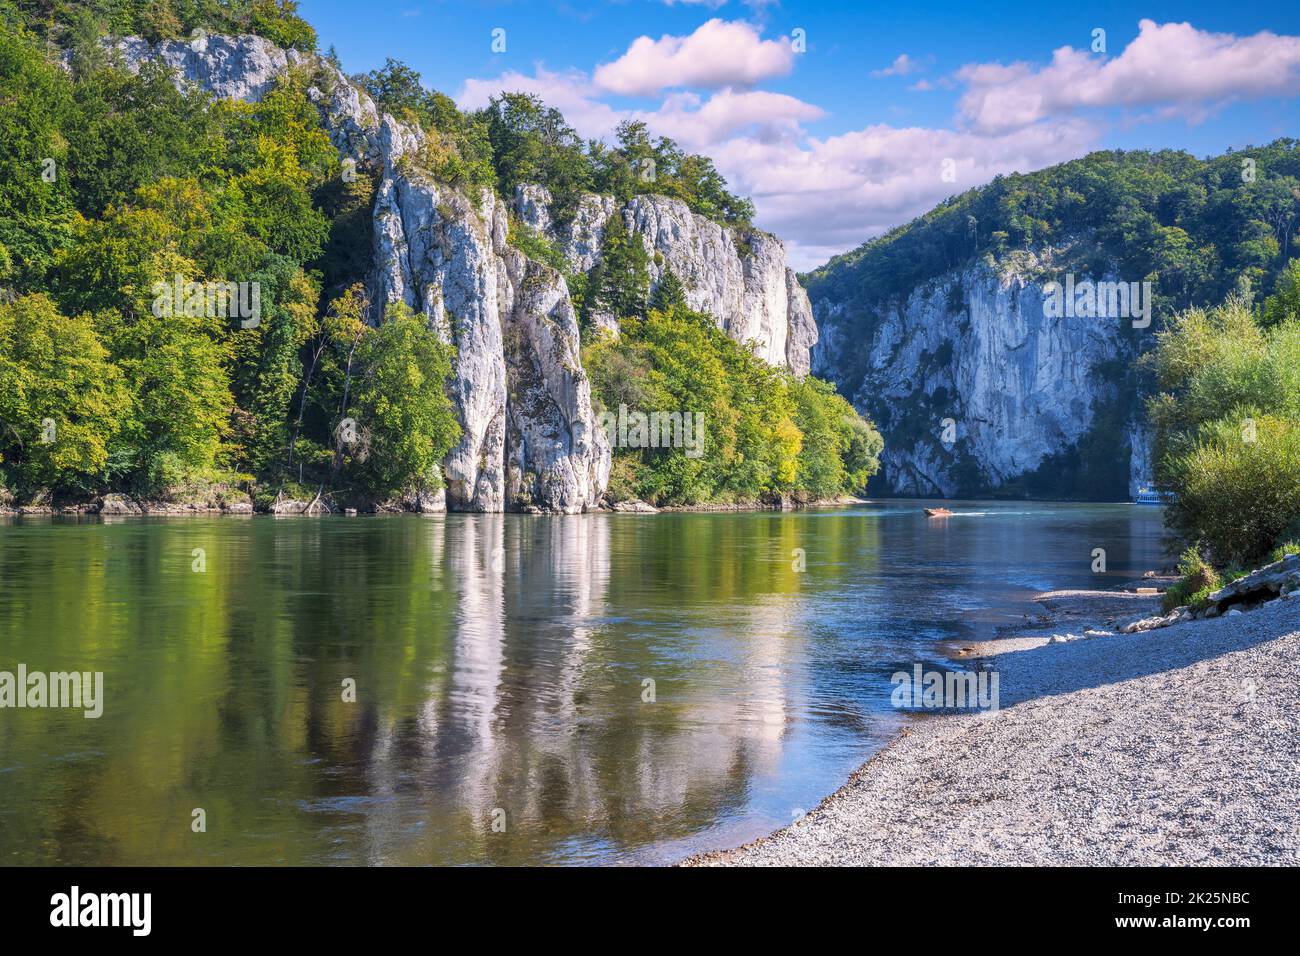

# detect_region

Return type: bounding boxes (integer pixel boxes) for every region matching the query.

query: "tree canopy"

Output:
[583,304,881,506]
[0,22,462,504]
[3,0,317,50]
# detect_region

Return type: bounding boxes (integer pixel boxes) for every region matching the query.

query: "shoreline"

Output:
[686,580,1300,866]
[0,493,871,519]
[0,495,1156,520]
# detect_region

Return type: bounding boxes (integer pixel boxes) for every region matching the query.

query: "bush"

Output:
[1164,414,1300,567]
[1162,546,1223,613]
[1149,294,1300,567]
[604,457,640,503]
[507,217,567,273]
[1268,541,1300,564]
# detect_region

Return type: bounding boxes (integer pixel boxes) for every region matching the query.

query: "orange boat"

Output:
[924,507,953,517]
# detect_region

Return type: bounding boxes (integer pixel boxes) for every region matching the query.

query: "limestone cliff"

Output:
[369,118,608,512]
[512,184,817,376]
[105,33,814,511]
[811,253,1152,500]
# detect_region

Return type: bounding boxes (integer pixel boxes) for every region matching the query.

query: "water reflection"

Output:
[0,503,1167,864]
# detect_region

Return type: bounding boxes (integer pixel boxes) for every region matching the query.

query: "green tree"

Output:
[648,267,686,313]
[108,305,237,492]
[791,376,883,498]
[477,92,593,221]
[584,304,882,506]
[584,214,649,325]
[589,120,754,227]
[245,0,316,51]
[0,293,127,493]
[342,303,461,496]
[0,26,76,290]
[1260,257,1300,327]
[362,59,493,189]
[1147,294,1300,565]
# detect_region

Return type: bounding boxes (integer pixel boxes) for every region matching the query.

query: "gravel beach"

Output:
[689,589,1300,866]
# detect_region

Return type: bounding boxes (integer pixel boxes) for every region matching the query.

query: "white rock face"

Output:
[371,122,608,513]
[500,252,611,512]
[1127,422,1155,500]
[105,34,387,168]
[105,34,292,102]
[306,62,383,169]
[513,184,554,237]
[785,272,818,377]
[101,34,816,510]
[371,142,506,509]
[553,193,618,274]
[813,261,1149,497]
[513,186,817,376]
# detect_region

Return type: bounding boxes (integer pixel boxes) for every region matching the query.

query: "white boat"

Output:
[1134,485,1170,505]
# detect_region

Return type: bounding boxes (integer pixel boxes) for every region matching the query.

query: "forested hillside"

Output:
[0,3,879,511]
[5,0,317,50]
[807,142,1300,500]
[810,143,1300,399]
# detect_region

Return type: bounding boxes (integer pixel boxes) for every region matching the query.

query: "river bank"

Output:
[688,582,1300,866]
[0,490,868,517]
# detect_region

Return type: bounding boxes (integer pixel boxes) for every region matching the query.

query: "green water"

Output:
[0,502,1166,865]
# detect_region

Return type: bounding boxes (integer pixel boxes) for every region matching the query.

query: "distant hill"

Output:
[807,141,1300,500]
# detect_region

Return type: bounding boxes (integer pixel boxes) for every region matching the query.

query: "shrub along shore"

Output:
[1146,266,1300,606]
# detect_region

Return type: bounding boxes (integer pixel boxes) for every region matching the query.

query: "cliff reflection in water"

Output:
[349,514,823,865]
[0,504,1166,865]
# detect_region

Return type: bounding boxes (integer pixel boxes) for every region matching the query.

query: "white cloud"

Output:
[958,19,1300,133]
[647,89,824,145]
[709,119,1098,269]
[593,18,794,96]
[456,72,1091,270]
[456,19,1300,270]
[872,54,923,78]
[457,70,821,147]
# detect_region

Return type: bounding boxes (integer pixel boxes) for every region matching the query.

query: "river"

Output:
[0,502,1167,864]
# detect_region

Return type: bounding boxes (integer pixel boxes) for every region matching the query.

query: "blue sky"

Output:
[301,0,1300,268]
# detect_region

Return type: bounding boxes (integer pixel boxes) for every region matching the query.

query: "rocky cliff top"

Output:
[99,33,815,375]
[100,33,817,511]
[512,183,816,375]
